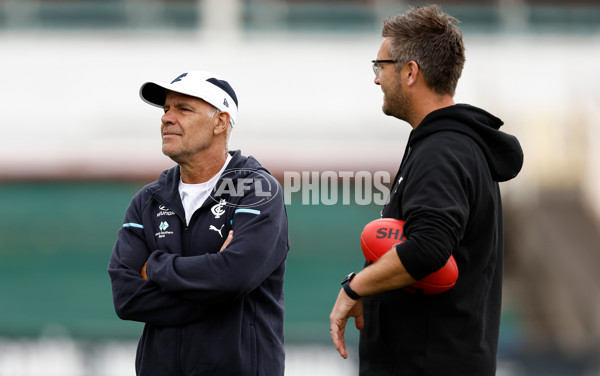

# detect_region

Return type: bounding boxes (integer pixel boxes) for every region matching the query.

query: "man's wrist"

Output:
[341,272,361,300]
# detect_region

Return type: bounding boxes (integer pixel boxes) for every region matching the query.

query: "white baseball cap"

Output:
[140,71,238,126]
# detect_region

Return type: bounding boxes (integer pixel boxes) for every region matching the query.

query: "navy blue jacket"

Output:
[359,105,523,375]
[108,150,289,376]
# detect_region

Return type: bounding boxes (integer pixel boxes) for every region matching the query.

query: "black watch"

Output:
[341,272,361,300]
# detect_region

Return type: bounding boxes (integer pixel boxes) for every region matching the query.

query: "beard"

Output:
[381,79,413,123]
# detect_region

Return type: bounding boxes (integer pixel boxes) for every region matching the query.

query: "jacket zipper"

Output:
[179,215,194,373]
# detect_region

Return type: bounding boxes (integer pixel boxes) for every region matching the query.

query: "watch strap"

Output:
[341,273,361,300]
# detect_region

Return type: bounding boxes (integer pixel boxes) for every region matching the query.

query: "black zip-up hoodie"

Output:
[359,104,523,375]
[108,150,289,376]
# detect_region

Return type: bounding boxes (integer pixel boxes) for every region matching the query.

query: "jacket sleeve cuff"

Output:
[145,250,169,283]
[145,257,152,280]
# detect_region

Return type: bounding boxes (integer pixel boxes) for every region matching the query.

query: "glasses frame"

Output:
[372,59,399,77]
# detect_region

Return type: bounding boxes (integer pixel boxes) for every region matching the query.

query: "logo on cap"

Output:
[223,98,229,108]
[171,73,188,84]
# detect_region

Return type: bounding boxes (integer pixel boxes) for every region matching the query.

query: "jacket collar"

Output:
[148,150,251,217]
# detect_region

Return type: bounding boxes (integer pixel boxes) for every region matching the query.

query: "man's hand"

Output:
[330,288,364,359]
[220,230,233,252]
[141,261,148,280]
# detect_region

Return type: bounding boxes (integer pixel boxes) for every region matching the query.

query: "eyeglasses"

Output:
[372,59,398,77]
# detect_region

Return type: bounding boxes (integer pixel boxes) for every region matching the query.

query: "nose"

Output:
[374,75,381,86]
[161,108,176,125]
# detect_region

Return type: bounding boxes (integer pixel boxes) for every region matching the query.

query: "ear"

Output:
[213,112,231,135]
[405,60,420,87]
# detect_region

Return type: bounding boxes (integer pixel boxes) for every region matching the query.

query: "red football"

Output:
[360,218,458,295]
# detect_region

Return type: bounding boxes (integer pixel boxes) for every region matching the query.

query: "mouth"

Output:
[162,132,181,139]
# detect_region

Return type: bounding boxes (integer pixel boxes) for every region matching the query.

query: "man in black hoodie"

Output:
[108,71,289,375]
[330,5,523,375]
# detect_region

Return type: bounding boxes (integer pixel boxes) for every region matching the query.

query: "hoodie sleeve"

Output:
[395,132,475,280]
[145,173,289,303]
[108,191,206,326]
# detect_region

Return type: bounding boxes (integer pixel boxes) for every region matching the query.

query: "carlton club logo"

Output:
[208,169,279,209]
[211,199,227,218]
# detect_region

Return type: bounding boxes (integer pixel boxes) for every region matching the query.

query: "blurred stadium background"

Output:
[1,0,600,375]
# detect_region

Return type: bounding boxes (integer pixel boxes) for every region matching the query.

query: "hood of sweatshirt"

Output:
[409,104,523,182]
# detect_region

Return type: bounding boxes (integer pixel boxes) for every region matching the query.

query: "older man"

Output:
[109,71,289,376]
